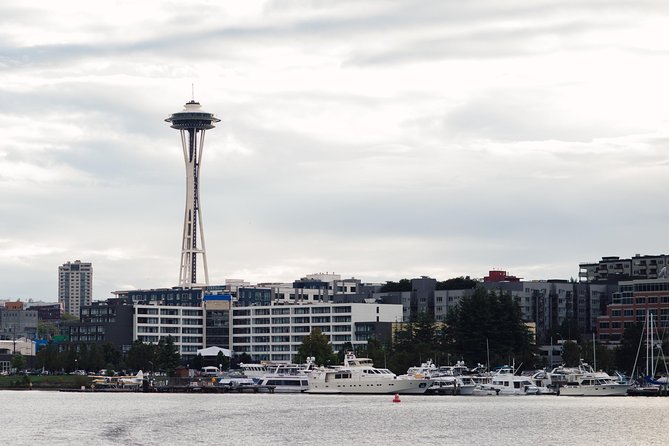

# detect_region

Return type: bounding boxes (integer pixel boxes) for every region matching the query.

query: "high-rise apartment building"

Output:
[58,260,92,316]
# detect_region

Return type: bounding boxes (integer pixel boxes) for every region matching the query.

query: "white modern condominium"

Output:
[232,302,403,362]
[133,304,205,358]
[58,260,92,316]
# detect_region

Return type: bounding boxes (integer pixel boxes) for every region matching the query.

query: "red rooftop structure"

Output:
[484,270,521,283]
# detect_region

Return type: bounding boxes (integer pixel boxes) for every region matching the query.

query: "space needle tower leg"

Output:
[166,100,220,288]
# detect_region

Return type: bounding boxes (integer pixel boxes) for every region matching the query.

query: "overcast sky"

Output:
[2,0,669,301]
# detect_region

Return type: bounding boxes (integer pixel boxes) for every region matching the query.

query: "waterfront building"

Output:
[236,274,369,307]
[572,282,615,334]
[372,276,438,321]
[68,299,134,352]
[68,287,217,358]
[433,288,475,322]
[203,293,232,350]
[486,280,573,339]
[0,301,38,341]
[223,279,251,294]
[113,287,203,307]
[579,254,669,283]
[27,303,63,322]
[0,338,36,373]
[597,277,669,343]
[133,303,205,360]
[237,287,273,307]
[114,287,209,359]
[231,302,402,362]
[58,260,92,316]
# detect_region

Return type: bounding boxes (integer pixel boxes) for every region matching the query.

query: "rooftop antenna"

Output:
[191,83,195,102]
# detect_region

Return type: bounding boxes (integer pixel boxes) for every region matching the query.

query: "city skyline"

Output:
[2,1,669,300]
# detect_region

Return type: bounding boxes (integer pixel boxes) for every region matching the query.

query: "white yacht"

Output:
[411,361,476,395]
[255,361,314,393]
[238,363,268,380]
[307,352,432,394]
[557,362,629,396]
[482,365,542,395]
[405,359,438,378]
[429,375,477,395]
[217,371,256,387]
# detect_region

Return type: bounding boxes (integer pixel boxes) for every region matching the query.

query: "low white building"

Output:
[231,302,402,362]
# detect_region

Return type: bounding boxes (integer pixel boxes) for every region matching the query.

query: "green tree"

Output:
[436,276,477,290]
[379,279,412,292]
[37,322,60,339]
[337,341,354,363]
[63,344,79,372]
[359,337,387,368]
[561,340,580,366]
[216,351,230,370]
[546,318,581,344]
[77,343,89,371]
[125,340,157,372]
[614,323,643,375]
[36,341,62,372]
[157,336,181,375]
[102,343,123,371]
[580,339,614,372]
[88,344,105,372]
[295,329,337,366]
[11,353,27,372]
[61,312,80,322]
[191,353,204,371]
[234,352,252,368]
[391,312,441,369]
[386,350,416,375]
[444,288,536,369]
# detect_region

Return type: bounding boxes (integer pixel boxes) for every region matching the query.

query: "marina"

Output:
[2,391,668,445]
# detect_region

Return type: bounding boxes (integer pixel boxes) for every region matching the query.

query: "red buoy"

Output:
[392,393,401,403]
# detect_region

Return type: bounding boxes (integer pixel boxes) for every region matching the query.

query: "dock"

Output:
[155,384,275,393]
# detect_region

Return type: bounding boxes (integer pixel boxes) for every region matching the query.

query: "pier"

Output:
[155,384,275,393]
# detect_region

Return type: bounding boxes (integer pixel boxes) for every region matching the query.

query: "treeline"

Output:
[357,287,657,375]
[36,337,182,375]
[296,287,537,374]
[379,276,478,292]
[384,288,536,373]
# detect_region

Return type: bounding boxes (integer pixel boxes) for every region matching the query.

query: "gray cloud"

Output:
[2,1,669,300]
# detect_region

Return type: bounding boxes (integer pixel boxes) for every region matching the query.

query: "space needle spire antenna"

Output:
[165,97,220,288]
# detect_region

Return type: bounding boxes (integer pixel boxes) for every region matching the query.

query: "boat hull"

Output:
[307,378,430,395]
[257,377,309,393]
[559,384,629,396]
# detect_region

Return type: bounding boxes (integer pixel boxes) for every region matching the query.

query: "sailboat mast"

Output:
[646,310,650,378]
[648,311,655,377]
[593,331,597,371]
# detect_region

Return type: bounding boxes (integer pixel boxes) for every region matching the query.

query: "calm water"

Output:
[1,391,667,445]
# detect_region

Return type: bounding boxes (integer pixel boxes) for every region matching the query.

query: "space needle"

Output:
[165,98,220,288]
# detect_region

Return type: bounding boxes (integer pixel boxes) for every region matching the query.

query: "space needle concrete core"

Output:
[165,100,220,288]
